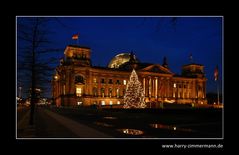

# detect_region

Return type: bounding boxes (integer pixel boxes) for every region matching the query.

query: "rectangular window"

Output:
[101,79,105,83]
[76,87,82,97]
[173,83,176,88]
[109,88,112,98]
[116,88,120,98]
[109,101,113,105]
[123,80,126,85]
[101,101,105,105]
[93,78,97,83]
[93,87,97,97]
[101,88,105,97]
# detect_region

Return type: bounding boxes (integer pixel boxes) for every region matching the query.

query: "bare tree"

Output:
[17,17,60,125]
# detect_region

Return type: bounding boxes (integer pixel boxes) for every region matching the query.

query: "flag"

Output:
[72,33,79,40]
[214,65,219,81]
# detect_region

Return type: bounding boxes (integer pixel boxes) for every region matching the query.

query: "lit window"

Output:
[101,101,105,105]
[109,101,113,105]
[173,83,176,88]
[93,78,97,83]
[123,80,126,85]
[76,87,82,96]
[116,88,120,98]
[117,101,120,105]
[77,101,82,105]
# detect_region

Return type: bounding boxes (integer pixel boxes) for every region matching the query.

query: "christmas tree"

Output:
[123,69,146,108]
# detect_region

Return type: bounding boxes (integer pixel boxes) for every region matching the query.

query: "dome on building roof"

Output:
[108,53,140,68]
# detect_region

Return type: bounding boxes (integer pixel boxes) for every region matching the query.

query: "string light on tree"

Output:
[123,69,146,109]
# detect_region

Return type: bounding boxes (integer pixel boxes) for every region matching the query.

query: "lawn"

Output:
[47,106,223,138]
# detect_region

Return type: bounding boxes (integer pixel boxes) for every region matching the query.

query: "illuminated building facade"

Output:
[52,45,207,107]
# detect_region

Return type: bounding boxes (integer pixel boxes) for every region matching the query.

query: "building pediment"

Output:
[141,64,173,74]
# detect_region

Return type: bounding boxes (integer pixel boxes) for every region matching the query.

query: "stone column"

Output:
[149,77,151,98]
[143,77,146,95]
[155,77,158,99]
[152,78,155,98]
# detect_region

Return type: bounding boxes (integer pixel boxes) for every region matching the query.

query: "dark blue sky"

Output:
[18,16,223,96]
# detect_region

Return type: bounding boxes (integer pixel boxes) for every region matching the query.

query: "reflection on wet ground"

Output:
[94,122,113,127]
[103,116,117,119]
[117,129,144,135]
[150,123,195,132]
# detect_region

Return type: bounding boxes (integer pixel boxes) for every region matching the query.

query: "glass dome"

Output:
[108,53,139,68]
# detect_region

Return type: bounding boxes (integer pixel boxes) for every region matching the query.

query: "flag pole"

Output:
[214,65,219,105]
[217,79,220,105]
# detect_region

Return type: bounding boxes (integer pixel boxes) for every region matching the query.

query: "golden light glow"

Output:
[123,80,126,85]
[76,87,82,96]
[118,129,144,135]
[123,69,146,109]
[108,53,131,68]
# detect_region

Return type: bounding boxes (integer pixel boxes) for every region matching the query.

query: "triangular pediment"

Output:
[141,64,173,74]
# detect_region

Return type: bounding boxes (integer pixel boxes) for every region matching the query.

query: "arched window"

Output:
[75,75,84,84]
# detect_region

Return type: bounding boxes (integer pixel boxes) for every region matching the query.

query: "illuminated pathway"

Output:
[36,107,112,138]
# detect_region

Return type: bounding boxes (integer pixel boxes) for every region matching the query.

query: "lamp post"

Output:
[19,86,22,98]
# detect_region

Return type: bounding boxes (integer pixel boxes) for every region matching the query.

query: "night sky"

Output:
[17,16,223,97]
